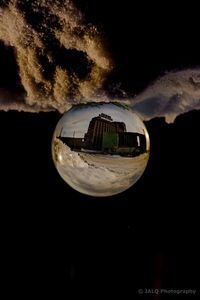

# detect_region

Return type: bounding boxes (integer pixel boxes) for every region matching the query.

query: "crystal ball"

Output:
[52,102,150,197]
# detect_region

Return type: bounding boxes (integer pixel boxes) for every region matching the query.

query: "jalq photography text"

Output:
[138,288,197,295]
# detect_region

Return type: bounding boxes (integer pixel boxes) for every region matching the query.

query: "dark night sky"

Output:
[0,1,200,298]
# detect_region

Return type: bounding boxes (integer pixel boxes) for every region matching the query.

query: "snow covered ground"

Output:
[52,138,149,197]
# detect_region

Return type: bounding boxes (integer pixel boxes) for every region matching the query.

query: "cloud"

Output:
[0,1,199,122]
[0,0,112,112]
[127,69,200,122]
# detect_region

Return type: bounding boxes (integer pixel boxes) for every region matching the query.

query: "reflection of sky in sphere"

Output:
[56,103,146,138]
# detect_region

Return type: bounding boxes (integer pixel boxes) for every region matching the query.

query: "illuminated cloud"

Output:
[129,69,200,122]
[0,1,199,122]
[0,0,112,112]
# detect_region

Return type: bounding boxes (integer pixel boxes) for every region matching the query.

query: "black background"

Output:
[0,1,199,298]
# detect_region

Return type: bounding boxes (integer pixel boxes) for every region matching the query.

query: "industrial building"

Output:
[84,113,126,150]
[58,136,84,150]
[58,113,147,156]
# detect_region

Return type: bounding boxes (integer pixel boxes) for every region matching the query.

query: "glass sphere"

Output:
[52,102,150,197]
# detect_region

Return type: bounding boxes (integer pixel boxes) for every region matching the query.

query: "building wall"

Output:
[58,113,147,155]
[84,114,127,149]
[58,136,84,149]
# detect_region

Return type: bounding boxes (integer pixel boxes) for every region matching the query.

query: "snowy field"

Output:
[53,139,149,197]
